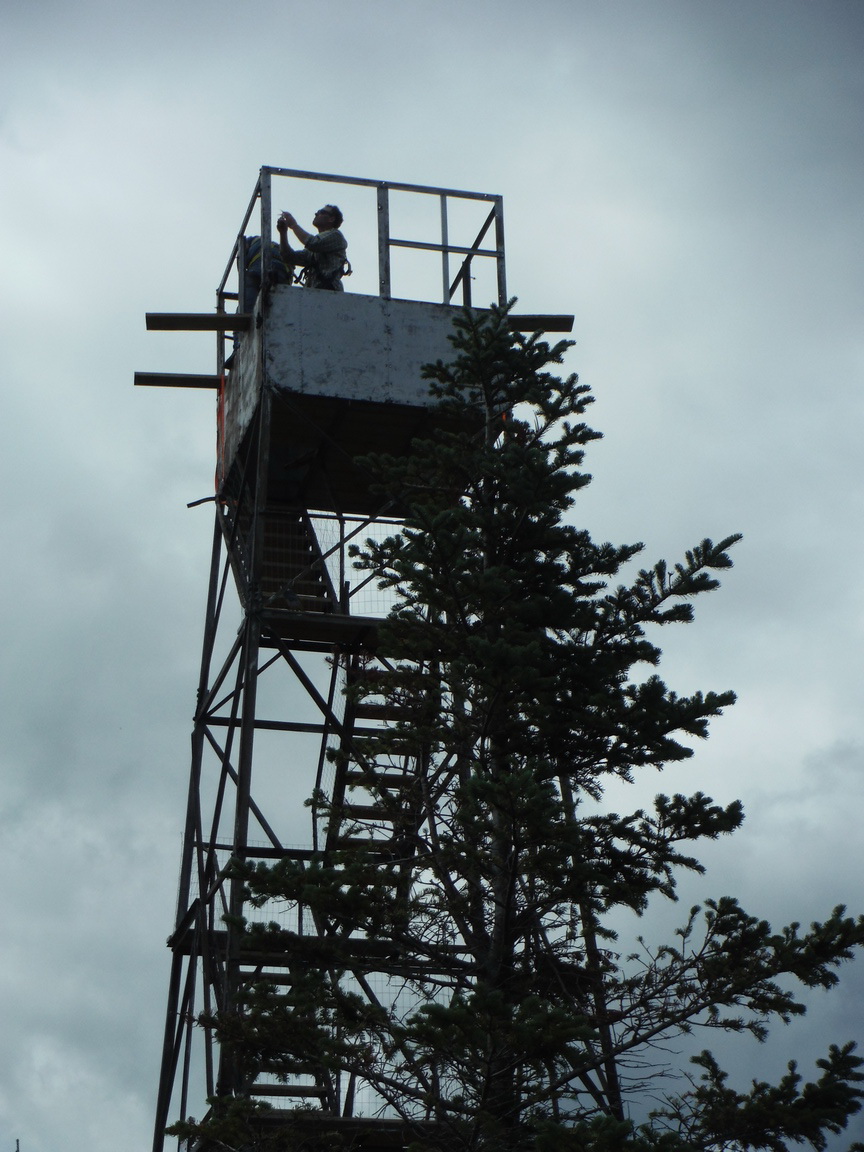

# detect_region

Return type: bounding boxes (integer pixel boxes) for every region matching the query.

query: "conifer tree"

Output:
[177,304,864,1152]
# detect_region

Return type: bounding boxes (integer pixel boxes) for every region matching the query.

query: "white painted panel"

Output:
[222,287,463,474]
[264,287,459,405]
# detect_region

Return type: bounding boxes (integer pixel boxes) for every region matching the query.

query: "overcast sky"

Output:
[2,2,864,1150]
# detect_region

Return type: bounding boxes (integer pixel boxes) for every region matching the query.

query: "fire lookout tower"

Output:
[137,167,573,1152]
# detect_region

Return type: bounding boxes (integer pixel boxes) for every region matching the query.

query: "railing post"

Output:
[494,195,507,306]
[440,194,450,305]
[462,257,472,308]
[377,184,390,298]
[259,168,272,299]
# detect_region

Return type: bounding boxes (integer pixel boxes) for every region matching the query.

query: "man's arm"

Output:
[276,213,302,268]
[277,212,311,246]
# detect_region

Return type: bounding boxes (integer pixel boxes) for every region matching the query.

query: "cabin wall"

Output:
[222,288,462,473]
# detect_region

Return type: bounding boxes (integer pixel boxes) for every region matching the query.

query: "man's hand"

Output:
[278,210,311,247]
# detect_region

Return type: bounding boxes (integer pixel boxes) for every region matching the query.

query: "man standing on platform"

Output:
[276,205,350,291]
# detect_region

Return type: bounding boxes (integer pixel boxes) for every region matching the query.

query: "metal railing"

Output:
[216,166,506,312]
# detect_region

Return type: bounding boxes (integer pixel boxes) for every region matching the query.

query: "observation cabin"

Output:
[136,168,573,1152]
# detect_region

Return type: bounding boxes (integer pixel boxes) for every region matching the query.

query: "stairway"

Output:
[260,509,337,612]
[325,662,425,860]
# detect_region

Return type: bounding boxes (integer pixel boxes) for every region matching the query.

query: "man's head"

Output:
[314,204,343,230]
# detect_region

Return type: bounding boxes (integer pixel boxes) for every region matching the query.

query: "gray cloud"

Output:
[2,2,864,1149]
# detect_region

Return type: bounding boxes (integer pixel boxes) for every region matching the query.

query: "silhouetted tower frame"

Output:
[137,167,573,1152]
